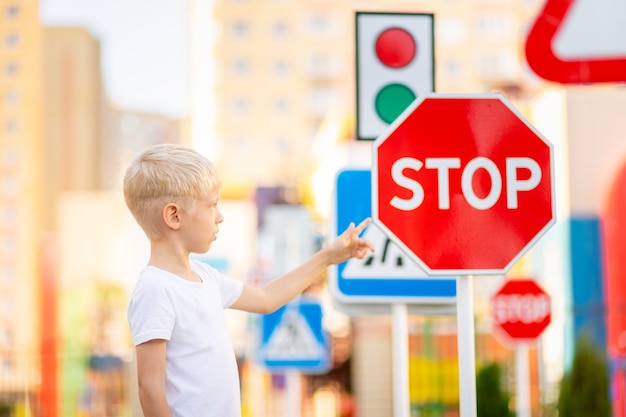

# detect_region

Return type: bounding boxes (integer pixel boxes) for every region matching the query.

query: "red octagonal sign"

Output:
[492,278,551,342]
[372,94,555,275]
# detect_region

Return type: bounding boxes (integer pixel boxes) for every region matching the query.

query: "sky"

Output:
[40,0,189,118]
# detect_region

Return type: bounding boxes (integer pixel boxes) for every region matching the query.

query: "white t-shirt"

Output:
[128,259,244,417]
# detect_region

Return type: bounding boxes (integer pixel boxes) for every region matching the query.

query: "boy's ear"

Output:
[162,203,181,230]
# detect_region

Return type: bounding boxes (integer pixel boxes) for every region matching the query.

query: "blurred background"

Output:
[2,0,626,416]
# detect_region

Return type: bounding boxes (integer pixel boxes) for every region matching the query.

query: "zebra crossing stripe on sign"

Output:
[263,307,325,360]
[343,224,430,279]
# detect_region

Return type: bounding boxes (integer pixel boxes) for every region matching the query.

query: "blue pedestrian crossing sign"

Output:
[330,168,457,304]
[257,299,330,374]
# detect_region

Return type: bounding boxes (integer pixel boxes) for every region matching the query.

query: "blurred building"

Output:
[0,9,186,414]
[204,0,544,195]
[42,27,104,229]
[100,107,185,191]
[41,25,185,416]
[0,0,45,411]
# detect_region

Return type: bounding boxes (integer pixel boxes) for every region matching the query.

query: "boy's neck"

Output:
[148,240,198,282]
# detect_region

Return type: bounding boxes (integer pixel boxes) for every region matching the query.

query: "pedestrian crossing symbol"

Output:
[258,299,330,373]
[343,225,430,279]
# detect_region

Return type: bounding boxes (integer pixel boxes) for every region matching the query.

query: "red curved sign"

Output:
[525,0,626,84]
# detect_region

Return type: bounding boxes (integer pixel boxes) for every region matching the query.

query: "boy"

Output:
[123,143,374,417]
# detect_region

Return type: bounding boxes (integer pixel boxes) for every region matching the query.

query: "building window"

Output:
[2,148,18,168]
[274,98,288,115]
[444,60,462,79]
[308,85,339,117]
[1,357,14,373]
[275,137,290,155]
[272,59,289,77]
[4,120,17,134]
[231,97,250,116]
[231,20,250,39]
[231,58,250,76]
[4,90,19,106]
[474,13,514,39]
[2,237,15,257]
[437,18,466,44]
[304,13,338,37]
[476,51,518,79]
[307,13,329,32]
[1,266,15,285]
[2,177,18,198]
[476,54,498,78]
[4,62,18,76]
[272,20,289,38]
[5,4,20,18]
[1,328,12,347]
[306,53,340,77]
[230,136,250,156]
[4,33,19,48]
[2,206,16,226]
[0,297,13,320]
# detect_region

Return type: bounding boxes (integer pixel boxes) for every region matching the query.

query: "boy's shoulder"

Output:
[132,266,171,292]
[190,258,223,274]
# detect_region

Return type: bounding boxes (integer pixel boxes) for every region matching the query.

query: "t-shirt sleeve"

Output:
[219,273,244,308]
[127,276,175,346]
[193,260,244,309]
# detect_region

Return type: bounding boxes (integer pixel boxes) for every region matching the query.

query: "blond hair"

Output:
[123,143,221,240]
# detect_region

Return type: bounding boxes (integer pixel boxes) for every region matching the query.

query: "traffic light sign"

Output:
[356,12,434,141]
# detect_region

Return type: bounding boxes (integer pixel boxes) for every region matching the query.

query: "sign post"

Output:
[492,278,552,417]
[392,303,410,417]
[372,93,555,416]
[456,275,476,416]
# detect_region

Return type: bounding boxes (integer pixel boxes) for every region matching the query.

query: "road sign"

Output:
[372,93,555,276]
[257,299,330,373]
[331,169,456,304]
[525,0,626,83]
[492,278,551,342]
[356,12,434,140]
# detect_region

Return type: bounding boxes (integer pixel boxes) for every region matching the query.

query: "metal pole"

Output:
[286,370,301,417]
[457,275,477,417]
[516,343,531,417]
[392,303,410,417]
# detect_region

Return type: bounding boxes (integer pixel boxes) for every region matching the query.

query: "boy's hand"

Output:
[329,218,375,265]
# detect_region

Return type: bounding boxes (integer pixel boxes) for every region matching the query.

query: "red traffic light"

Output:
[375,27,417,68]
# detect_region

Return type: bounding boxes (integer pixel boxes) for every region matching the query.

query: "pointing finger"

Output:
[354,217,371,234]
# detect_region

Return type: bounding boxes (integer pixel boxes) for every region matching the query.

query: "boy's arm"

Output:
[136,339,172,417]
[231,218,374,314]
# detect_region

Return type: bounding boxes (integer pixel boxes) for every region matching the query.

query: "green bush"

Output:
[558,334,611,417]
[476,362,513,417]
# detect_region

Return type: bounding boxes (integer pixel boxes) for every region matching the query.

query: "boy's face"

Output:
[179,188,223,254]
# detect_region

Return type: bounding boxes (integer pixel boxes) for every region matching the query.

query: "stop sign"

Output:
[492,278,551,341]
[372,93,555,275]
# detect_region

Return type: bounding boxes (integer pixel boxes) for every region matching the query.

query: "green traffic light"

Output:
[374,83,416,124]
